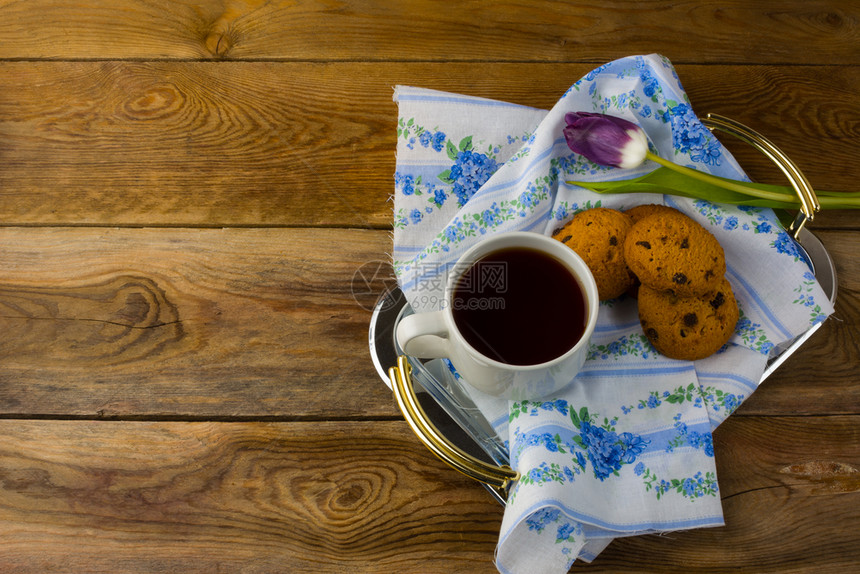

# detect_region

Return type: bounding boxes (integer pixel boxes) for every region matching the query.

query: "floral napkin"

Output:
[392,54,833,574]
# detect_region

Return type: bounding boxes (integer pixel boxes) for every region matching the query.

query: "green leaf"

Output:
[579,407,590,424]
[569,167,860,210]
[569,168,796,209]
[570,408,581,428]
[554,434,566,454]
[459,136,473,152]
[437,169,453,184]
[446,140,459,161]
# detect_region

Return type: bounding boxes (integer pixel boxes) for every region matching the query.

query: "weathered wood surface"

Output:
[0,417,856,573]
[0,420,504,573]
[0,227,856,418]
[579,417,860,573]
[0,1,858,572]
[0,0,856,64]
[0,62,858,227]
[0,227,396,418]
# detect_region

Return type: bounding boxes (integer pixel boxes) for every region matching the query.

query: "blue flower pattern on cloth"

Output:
[392,54,834,574]
[508,398,718,499]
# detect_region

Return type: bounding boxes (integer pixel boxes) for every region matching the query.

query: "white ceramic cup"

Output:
[395,231,599,400]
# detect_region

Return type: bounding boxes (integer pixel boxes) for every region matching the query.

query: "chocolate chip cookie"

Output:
[624,203,679,224]
[552,207,635,300]
[623,209,725,297]
[638,277,739,361]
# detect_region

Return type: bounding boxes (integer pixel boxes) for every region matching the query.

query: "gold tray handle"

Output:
[701,113,820,239]
[389,356,519,497]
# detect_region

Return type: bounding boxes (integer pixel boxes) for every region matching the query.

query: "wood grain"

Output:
[0,0,857,65]
[730,229,860,416]
[0,416,856,573]
[0,62,858,227]
[0,227,399,418]
[0,420,503,573]
[0,2,857,571]
[575,415,860,572]
[0,227,856,418]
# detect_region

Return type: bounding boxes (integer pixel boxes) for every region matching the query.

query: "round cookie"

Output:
[624,203,680,223]
[623,210,725,297]
[638,278,739,361]
[621,205,681,298]
[552,208,635,300]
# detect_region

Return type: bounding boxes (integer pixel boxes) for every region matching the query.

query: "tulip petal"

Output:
[563,112,648,169]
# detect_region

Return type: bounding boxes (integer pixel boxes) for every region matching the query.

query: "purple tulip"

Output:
[563,112,648,169]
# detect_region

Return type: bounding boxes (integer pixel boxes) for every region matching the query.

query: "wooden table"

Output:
[0,2,857,572]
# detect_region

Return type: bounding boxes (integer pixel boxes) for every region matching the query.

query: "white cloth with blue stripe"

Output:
[392,54,833,573]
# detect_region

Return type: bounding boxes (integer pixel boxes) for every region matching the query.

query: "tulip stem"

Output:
[644,151,794,203]
[820,195,860,208]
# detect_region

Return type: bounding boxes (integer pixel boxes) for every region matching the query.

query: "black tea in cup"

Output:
[451,247,588,366]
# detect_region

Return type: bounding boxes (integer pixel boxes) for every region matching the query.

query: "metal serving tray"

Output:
[369,227,837,504]
[370,114,838,503]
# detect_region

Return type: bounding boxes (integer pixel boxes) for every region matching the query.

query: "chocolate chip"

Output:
[672,272,688,285]
[609,235,617,246]
[552,227,564,236]
[636,240,651,249]
[680,329,687,338]
[680,237,689,248]
[710,292,726,309]
[561,235,572,244]
[646,328,659,340]
[683,313,698,327]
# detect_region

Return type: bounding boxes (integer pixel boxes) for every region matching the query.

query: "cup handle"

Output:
[395,310,451,358]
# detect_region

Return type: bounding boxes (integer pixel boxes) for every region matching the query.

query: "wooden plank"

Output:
[578,415,860,572]
[0,60,399,229]
[732,229,860,416]
[0,227,856,418]
[0,227,399,418]
[0,417,857,572]
[0,420,503,573]
[0,0,857,65]
[1,62,858,228]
